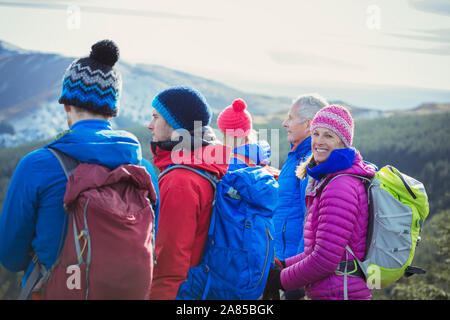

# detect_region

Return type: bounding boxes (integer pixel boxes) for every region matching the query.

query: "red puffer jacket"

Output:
[149,144,229,300]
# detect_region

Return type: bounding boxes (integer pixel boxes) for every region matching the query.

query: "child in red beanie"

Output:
[217,98,280,178]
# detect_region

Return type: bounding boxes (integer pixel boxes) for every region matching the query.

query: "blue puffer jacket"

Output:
[0,120,159,288]
[273,136,311,261]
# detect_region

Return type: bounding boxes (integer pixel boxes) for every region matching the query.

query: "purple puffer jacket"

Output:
[280,151,376,300]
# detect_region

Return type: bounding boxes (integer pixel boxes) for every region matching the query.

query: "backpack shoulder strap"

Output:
[47,147,80,179]
[327,173,371,185]
[159,164,220,242]
[319,173,371,195]
[158,164,219,189]
[18,148,79,300]
[17,255,48,300]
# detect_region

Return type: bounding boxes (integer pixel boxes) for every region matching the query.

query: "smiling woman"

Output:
[266,104,378,300]
[296,104,355,177]
[311,127,346,164]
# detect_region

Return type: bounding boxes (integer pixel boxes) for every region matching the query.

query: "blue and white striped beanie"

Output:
[58,40,122,117]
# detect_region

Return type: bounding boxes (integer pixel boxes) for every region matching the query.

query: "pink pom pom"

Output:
[232,99,246,112]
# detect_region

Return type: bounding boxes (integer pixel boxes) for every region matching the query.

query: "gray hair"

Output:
[292,93,328,122]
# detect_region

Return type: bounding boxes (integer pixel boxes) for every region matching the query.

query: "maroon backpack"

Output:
[20,148,156,300]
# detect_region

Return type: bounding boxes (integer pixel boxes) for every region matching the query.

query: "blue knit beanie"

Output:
[152,86,212,131]
[58,40,122,117]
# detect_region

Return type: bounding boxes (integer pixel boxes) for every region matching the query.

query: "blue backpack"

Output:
[160,164,278,300]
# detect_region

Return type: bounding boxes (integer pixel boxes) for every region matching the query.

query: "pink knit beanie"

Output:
[310,105,354,147]
[217,98,252,138]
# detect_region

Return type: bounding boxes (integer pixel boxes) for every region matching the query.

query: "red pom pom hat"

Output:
[217,98,252,138]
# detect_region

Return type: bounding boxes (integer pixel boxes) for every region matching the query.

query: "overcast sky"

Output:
[0,0,449,97]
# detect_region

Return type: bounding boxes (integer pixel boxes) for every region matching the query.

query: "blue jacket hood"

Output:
[231,140,271,166]
[45,119,142,169]
[221,166,279,213]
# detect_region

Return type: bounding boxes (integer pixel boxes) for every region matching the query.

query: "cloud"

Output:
[375,28,450,56]
[0,1,216,21]
[366,44,450,56]
[408,0,450,16]
[268,51,362,69]
[384,29,450,44]
[415,28,450,38]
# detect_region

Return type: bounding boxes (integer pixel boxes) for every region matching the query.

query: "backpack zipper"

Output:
[254,226,273,288]
[388,166,417,199]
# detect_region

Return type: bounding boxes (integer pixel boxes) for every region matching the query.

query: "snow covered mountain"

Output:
[0,40,387,148]
[0,40,299,147]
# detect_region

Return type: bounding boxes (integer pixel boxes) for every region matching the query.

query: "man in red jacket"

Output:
[147,86,229,300]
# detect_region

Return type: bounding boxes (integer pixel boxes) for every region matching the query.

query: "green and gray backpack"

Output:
[329,165,429,293]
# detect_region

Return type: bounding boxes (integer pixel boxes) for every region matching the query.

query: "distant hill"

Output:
[241,80,450,111]
[252,100,450,125]
[387,102,450,116]
[0,40,28,56]
[0,39,448,148]
[0,40,293,147]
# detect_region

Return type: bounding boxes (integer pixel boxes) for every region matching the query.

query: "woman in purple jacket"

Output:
[263,105,376,300]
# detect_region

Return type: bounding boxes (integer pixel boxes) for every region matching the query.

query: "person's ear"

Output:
[305,119,312,131]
